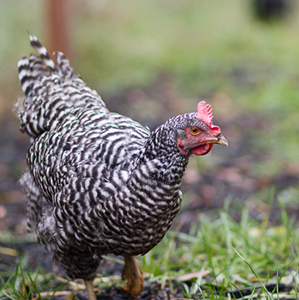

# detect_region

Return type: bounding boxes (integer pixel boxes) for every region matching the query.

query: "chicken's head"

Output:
[176,100,228,157]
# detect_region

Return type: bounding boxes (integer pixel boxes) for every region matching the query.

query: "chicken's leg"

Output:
[84,279,97,300]
[122,254,144,298]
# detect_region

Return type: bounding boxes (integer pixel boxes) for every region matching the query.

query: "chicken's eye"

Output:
[190,127,200,135]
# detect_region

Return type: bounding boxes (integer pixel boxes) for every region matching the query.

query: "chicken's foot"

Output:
[84,279,97,300]
[122,254,144,298]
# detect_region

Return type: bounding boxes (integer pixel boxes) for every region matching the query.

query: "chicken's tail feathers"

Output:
[18,35,56,96]
[29,35,57,71]
[16,35,107,138]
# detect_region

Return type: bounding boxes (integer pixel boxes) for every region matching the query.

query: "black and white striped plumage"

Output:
[17,36,227,286]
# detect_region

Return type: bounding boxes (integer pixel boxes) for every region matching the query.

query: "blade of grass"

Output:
[27,271,43,300]
[220,212,232,253]
[228,280,244,300]
[293,272,298,300]
[233,248,273,300]
[276,270,279,300]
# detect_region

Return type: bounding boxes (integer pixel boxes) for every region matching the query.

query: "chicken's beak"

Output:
[214,134,228,147]
[203,133,228,147]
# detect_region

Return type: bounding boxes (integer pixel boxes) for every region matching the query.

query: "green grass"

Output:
[0,244,68,300]
[142,195,299,299]
[145,203,298,282]
[2,191,299,299]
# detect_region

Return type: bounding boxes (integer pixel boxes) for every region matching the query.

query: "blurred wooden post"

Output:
[45,0,72,59]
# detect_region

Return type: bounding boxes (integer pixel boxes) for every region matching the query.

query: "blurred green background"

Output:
[2,0,299,156]
[1,0,299,233]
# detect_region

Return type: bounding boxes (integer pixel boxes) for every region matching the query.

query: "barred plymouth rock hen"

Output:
[16,36,228,300]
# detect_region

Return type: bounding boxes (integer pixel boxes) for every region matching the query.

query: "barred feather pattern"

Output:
[17,36,201,280]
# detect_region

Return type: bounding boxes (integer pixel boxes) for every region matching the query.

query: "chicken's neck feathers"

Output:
[131,121,189,188]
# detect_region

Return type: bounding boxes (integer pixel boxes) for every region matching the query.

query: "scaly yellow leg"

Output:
[84,279,96,300]
[121,254,144,298]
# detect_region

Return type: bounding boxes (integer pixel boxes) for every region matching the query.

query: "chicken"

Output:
[16,36,228,300]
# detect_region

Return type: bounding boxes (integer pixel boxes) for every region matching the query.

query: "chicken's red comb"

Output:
[197,100,220,133]
[197,100,214,126]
